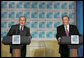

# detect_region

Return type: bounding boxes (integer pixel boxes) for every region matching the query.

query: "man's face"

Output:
[19,17,26,26]
[62,16,69,26]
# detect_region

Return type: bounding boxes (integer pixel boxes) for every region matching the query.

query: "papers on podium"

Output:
[12,35,20,44]
[71,35,79,44]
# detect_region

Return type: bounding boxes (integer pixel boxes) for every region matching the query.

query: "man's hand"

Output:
[58,37,61,43]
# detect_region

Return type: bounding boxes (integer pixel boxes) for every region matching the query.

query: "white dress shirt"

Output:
[64,24,69,32]
[20,26,24,31]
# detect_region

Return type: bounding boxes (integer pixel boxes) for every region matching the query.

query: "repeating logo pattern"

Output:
[1,1,75,40]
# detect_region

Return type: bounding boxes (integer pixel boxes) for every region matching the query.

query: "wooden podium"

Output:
[2,36,31,57]
[59,36,83,57]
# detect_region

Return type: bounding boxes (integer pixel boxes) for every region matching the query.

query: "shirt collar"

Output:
[20,26,24,30]
[64,24,69,29]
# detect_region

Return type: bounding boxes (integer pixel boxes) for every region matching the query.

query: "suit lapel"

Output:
[23,26,26,35]
[15,24,26,35]
[62,25,66,36]
[17,24,20,35]
[63,24,71,36]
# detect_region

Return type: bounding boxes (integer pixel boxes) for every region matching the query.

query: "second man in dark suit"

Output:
[56,15,79,57]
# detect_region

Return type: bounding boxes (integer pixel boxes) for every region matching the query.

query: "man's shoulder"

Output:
[70,24,77,28]
[57,24,64,28]
[11,24,19,27]
[24,26,30,30]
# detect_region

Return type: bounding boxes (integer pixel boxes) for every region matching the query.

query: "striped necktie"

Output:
[65,26,69,37]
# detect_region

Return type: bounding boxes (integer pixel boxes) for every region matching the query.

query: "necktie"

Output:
[65,26,69,37]
[20,27,23,36]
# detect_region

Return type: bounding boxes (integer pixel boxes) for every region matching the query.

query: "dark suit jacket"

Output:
[7,24,31,54]
[56,24,79,53]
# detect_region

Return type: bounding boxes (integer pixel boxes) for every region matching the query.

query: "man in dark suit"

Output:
[7,16,31,57]
[56,15,79,57]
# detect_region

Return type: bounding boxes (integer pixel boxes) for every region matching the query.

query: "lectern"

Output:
[59,36,83,57]
[2,36,31,57]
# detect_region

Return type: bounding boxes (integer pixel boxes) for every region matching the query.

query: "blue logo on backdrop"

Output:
[8,21,15,28]
[25,22,30,27]
[69,3,75,9]
[1,22,7,28]
[9,2,15,8]
[31,22,38,28]
[39,11,45,18]
[54,2,60,9]
[54,21,60,28]
[70,21,75,25]
[47,2,52,9]
[24,2,30,8]
[69,12,75,19]
[54,12,60,18]
[31,31,38,38]
[16,12,23,18]
[61,2,67,9]
[46,11,53,18]
[16,2,23,8]
[61,12,68,17]
[31,11,38,18]
[39,31,45,38]
[46,21,53,28]
[54,32,56,38]
[9,12,15,18]
[39,2,45,9]
[24,12,30,18]
[1,12,8,18]
[46,31,52,38]
[39,22,45,28]
[1,1,7,8]
[31,2,37,9]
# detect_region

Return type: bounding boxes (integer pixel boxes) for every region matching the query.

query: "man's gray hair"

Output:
[19,16,26,21]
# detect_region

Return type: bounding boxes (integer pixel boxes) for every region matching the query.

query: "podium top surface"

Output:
[59,36,83,45]
[2,36,31,45]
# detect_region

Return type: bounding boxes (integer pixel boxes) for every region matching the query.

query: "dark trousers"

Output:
[59,45,69,57]
[60,51,69,57]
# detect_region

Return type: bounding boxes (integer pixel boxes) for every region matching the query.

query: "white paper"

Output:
[12,35,20,44]
[71,35,79,44]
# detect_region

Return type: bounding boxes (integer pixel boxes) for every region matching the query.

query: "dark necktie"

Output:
[20,27,23,36]
[65,26,69,37]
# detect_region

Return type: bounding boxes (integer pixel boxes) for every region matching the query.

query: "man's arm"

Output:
[26,28,32,45]
[56,27,62,43]
[26,28,32,39]
[56,27,61,40]
[26,28,31,36]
